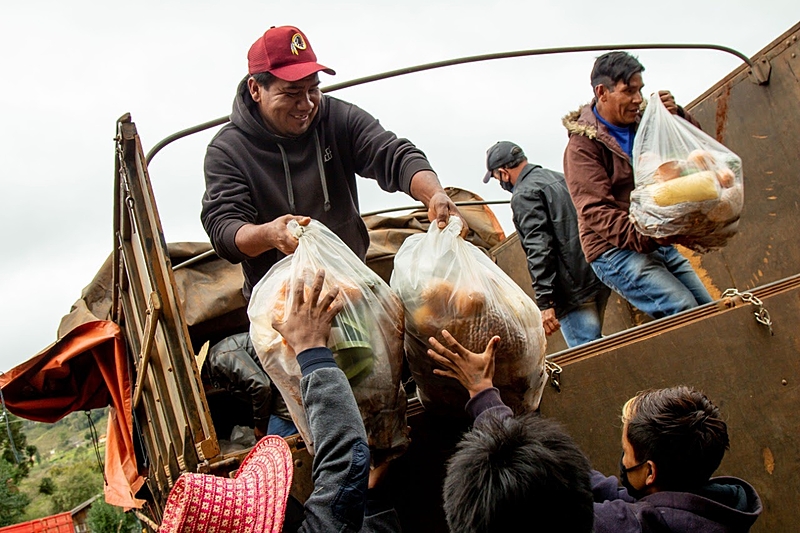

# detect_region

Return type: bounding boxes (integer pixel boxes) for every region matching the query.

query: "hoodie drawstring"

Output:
[276,133,331,214]
[314,130,332,212]
[277,143,296,213]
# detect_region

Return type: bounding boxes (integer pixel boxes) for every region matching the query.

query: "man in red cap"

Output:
[202,26,466,300]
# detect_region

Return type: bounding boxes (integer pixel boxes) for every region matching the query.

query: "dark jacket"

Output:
[202,77,433,299]
[202,332,290,430]
[591,470,762,533]
[510,164,604,316]
[562,102,661,263]
[466,388,762,533]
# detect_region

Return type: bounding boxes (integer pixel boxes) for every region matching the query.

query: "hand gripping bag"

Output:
[630,93,744,251]
[248,220,408,459]
[390,217,547,417]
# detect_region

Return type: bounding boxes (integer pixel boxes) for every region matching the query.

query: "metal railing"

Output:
[145,42,765,164]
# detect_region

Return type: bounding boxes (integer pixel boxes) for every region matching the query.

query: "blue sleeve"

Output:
[466,387,513,427]
[296,347,339,376]
[591,470,642,533]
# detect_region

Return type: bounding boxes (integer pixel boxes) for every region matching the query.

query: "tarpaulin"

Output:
[0,321,145,509]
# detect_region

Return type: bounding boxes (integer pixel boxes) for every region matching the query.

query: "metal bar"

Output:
[546,272,800,367]
[171,249,217,271]
[164,199,510,272]
[145,43,757,164]
[361,199,510,217]
[321,43,758,93]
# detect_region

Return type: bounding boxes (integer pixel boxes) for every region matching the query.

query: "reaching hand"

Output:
[427,330,499,397]
[272,269,343,355]
[541,308,561,336]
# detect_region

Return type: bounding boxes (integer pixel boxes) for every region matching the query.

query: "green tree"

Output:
[50,460,104,514]
[86,499,139,533]
[0,411,36,482]
[0,459,30,527]
[39,477,56,495]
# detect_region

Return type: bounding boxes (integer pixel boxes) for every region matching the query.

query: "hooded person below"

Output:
[202,76,433,300]
[591,470,762,533]
[464,386,762,533]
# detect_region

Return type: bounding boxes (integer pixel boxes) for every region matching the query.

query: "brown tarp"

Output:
[0,321,145,509]
[59,187,506,338]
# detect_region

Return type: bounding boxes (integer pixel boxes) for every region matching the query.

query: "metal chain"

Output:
[722,288,774,335]
[545,360,563,393]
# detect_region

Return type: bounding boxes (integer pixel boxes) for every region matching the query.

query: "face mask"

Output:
[499,179,514,193]
[619,452,649,499]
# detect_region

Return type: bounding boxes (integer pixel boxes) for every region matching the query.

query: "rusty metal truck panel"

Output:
[682,22,800,294]
[540,275,800,533]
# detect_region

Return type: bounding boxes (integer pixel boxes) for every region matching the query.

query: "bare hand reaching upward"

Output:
[272,269,343,355]
[426,330,500,397]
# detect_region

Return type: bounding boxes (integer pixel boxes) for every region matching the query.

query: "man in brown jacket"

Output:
[562,51,712,319]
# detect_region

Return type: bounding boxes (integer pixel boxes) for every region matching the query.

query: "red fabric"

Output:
[0,321,145,509]
[247,25,335,79]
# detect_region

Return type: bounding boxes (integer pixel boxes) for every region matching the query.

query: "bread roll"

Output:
[687,149,717,171]
[653,160,684,183]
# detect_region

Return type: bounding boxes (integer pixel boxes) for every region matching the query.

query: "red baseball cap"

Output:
[248,26,336,81]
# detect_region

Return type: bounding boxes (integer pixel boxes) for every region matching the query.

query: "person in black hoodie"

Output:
[202,25,466,300]
[429,331,762,533]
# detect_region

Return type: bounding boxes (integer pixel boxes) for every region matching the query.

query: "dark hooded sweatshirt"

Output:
[202,77,433,299]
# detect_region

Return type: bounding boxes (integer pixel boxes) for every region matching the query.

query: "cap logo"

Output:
[290,33,307,56]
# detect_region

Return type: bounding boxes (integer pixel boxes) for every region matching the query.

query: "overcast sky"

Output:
[1,1,797,372]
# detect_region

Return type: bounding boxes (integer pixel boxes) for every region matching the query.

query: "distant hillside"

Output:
[17,408,109,521]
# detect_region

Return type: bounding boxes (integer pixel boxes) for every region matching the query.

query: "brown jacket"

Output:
[562,101,702,263]
[562,102,659,263]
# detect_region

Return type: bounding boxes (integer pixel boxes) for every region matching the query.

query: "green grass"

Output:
[16,409,109,521]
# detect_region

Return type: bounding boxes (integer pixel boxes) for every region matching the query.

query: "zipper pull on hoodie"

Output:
[314,130,332,212]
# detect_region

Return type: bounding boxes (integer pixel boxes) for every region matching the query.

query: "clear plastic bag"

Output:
[248,220,408,458]
[630,93,744,252]
[390,217,547,417]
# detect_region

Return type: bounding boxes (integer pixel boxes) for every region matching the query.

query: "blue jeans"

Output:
[591,246,712,319]
[559,286,612,348]
[267,415,298,438]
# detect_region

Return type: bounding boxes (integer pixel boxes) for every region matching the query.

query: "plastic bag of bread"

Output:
[390,216,546,418]
[630,93,744,251]
[248,219,408,459]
